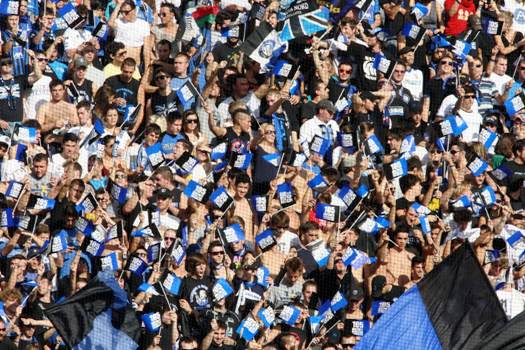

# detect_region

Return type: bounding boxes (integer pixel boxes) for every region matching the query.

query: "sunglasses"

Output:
[472,64,482,68]
[160,12,170,17]
[440,61,453,66]
[266,130,276,134]
[210,251,224,256]
[0,60,13,66]
[520,66,525,71]
[450,150,460,155]
[156,75,168,80]
[120,9,133,15]
[186,119,198,124]
[37,57,49,62]
[164,237,175,241]
[464,95,476,99]
[339,69,351,73]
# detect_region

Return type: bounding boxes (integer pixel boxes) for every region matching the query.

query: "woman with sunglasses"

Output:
[250,123,279,195]
[145,67,178,129]
[182,111,207,147]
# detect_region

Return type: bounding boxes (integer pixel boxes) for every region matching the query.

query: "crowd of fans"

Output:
[1,0,525,348]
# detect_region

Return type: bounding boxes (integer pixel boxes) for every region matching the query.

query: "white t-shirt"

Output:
[402,67,424,101]
[217,92,261,126]
[458,109,483,143]
[115,18,151,48]
[488,72,513,95]
[275,231,300,256]
[436,95,479,118]
[497,288,525,319]
[63,28,93,51]
[25,75,52,119]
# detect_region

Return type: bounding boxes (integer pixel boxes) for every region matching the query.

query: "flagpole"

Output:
[157,280,174,311]
[12,184,26,213]
[305,320,342,349]
[513,53,523,80]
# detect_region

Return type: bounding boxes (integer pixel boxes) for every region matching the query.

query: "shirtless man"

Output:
[37,80,79,134]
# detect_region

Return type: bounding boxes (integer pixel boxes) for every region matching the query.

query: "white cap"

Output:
[0,135,10,147]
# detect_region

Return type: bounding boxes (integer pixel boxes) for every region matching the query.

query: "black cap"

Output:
[361,91,379,101]
[155,187,172,199]
[349,285,365,300]
[409,101,423,114]
[399,46,414,56]
[483,115,498,126]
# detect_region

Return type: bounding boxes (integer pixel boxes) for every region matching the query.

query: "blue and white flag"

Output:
[0,208,16,228]
[138,283,159,295]
[477,186,497,207]
[147,243,161,263]
[482,17,503,35]
[210,187,234,212]
[279,5,330,41]
[507,230,525,248]
[110,182,128,205]
[27,194,56,211]
[211,143,227,161]
[373,53,395,76]
[491,165,512,182]
[411,202,431,215]
[385,158,408,180]
[308,173,328,191]
[125,256,148,276]
[485,249,500,264]
[272,59,297,78]
[58,3,84,28]
[256,266,271,288]
[262,152,281,167]
[453,40,472,59]
[446,115,469,136]
[402,22,425,43]
[505,93,525,116]
[279,305,301,325]
[161,272,182,295]
[252,195,268,216]
[411,3,429,20]
[75,217,95,236]
[212,279,234,301]
[277,182,295,208]
[183,180,209,203]
[175,151,199,175]
[100,253,119,272]
[220,224,245,244]
[431,35,452,50]
[14,126,37,144]
[315,203,341,222]
[51,231,68,253]
[256,229,277,252]
[81,237,105,257]
[176,80,199,105]
[236,317,259,341]
[365,134,384,155]
[375,216,390,230]
[232,152,253,170]
[359,217,379,234]
[330,291,348,312]
[258,307,275,328]
[479,128,499,150]
[419,215,431,234]
[131,223,161,239]
[310,135,331,156]
[400,135,416,154]
[356,184,369,198]
[170,239,186,265]
[0,0,19,15]
[142,312,161,332]
[337,132,354,149]
[312,245,331,267]
[452,195,472,208]
[468,157,488,177]
[145,143,165,168]
[75,193,97,214]
[6,181,24,200]
[336,186,357,207]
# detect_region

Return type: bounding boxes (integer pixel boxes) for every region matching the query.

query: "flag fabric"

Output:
[15,143,27,163]
[411,3,429,20]
[468,157,489,177]
[330,291,348,312]
[183,180,210,203]
[169,239,185,265]
[81,237,105,256]
[402,22,425,44]
[258,307,275,328]
[0,0,19,15]
[336,186,358,208]
[89,224,106,242]
[307,173,329,191]
[479,128,499,150]
[160,272,182,295]
[442,115,468,137]
[145,143,165,169]
[231,152,253,170]
[365,134,384,155]
[505,93,525,116]
[491,165,512,182]
[58,3,85,28]
[138,283,159,295]
[75,193,98,214]
[385,157,409,180]
[337,132,354,149]
[240,22,281,67]
[176,80,199,105]
[431,35,452,50]
[507,230,525,248]
[1,208,17,228]
[220,224,245,244]
[45,271,141,350]
[411,202,431,215]
[315,203,341,222]
[175,151,199,175]
[236,317,259,341]
[211,143,227,161]
[453,40,472,60]
[452,195,472,208]
[279,0,330,41]
[310,135,331,156]
[255,229,277,252]
[256,266,271,288]
[110,182,128,205]
[100,253,119,272]
[279,305,301,325]
[27,194,55,211]
[212,279,234,301]
[142,312,161,333]
[400,135,416,155]
[6,181,24,200]
[131,223,161,240]
[272,60,298,79]
[312,245,331,267]
[276,182,295,208]
[373,53,395,77]
[262,152,281,167]
[13,126,37,143]
[147,243,161,263]
[419,214,431,234]
[191,5,219,28]
[210,187,233,212]
[125,256,148,276]
[477,186,497,207]
[354,243,508,350]
[75,217,95,237]
[91,21,108,40]
[482,17,503,35]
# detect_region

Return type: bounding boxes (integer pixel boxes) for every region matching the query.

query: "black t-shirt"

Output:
[150,90,180,116]
[67,79,93,105]
[180,276,213,311]
[223,127,251,156]
[105,75,140,107]
[212,43,238,63]
[345,42,378,91]
[0,75,28,122]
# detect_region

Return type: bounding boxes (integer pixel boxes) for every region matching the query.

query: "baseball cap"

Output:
[0,135,10,147]
[361,91,379,101]
[483,115,498,126]
[398,46,414,56]
[316,99,336,114]
[349,285,365,300]
[74,56,88,69]
[155,187,172,199]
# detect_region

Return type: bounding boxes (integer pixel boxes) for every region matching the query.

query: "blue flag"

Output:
[161,273,182,295]
[100,253,119,272]
[276,182,295,208]
[138,283,159,295]
[145,143,165,168]
[258,307,275,328]
[110,182,128,205]
[310,135,331,156]
[212,279,234,301]
[508,230,525,248]
[468,157,488,177]
[0,0,19,15]
[14,126,37,144]
[183,180,209,203]
[211,143,227,161]
[479,128,498,150]
[221,224,245,244]
[262,152,281,167]
[280,305,301,325]
[256,266,271,288]
[142,312,162,332]
[307,173,328,191]
[373,53,395,76]
[400,135,416,154]
[315,203,341,222]
[125,256,148,276]
[365,134,384,155]
[0,208,17,228]
[210,187,233,212]
[255,229,277,252]
[331,291,348,312]
[385,158,409,180]
[412,3,429,20]
[505,93,525,116]
[491,165,512,182]
[236,317,259,341]
[419,215,431,234]
[453,40,472,60]
[232,152,253,170]
[477,186,497,207]
[452,195,472,208]
[6,181,24,200]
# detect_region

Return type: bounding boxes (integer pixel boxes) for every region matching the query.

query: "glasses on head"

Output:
[186,119,198,124]
[440,60,453,66]
[210,251,224,256]
[156,75,168,81]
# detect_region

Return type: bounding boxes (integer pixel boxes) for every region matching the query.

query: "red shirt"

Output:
[444,0,476,36]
